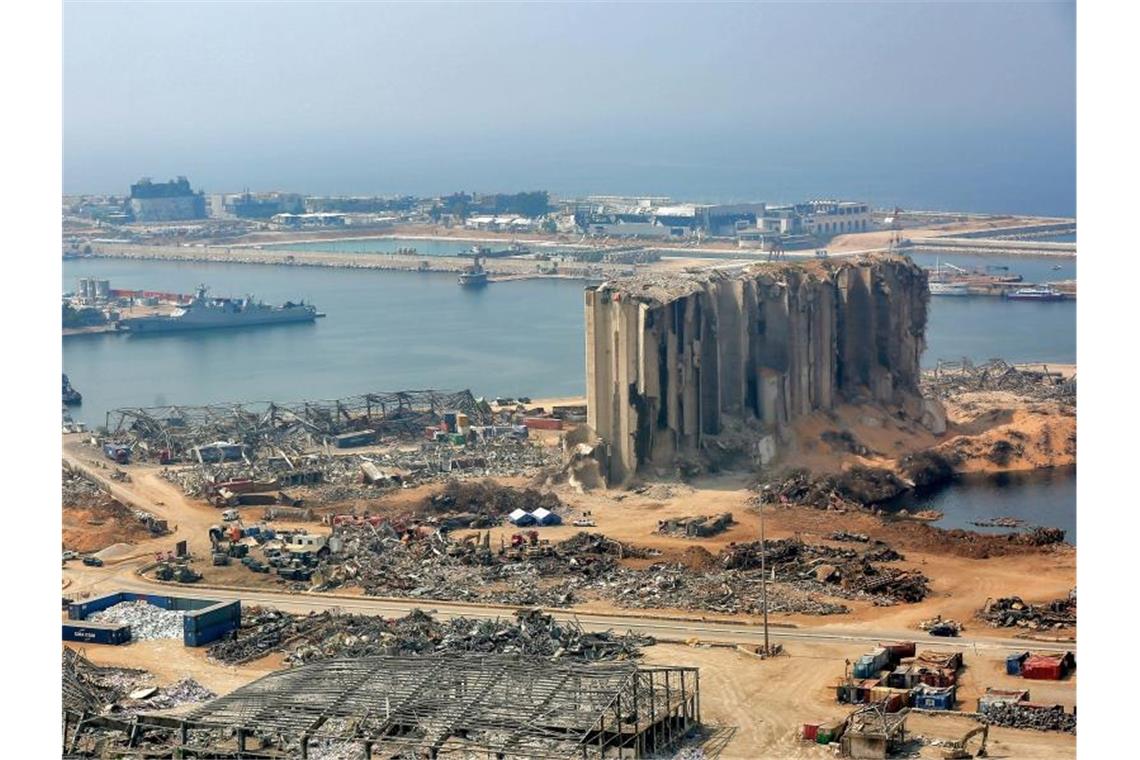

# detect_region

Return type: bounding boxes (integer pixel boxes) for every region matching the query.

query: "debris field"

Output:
[207,607,654,666]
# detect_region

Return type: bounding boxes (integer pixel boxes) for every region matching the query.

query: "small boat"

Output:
[1005,286,1066,301]
[1051,264,1063,270]
[458,255,489,287]
[929,281,970,296]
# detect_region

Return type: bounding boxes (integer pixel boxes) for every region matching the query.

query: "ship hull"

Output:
[118,311,317,333]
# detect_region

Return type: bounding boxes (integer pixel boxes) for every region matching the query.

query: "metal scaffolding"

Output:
[104,389,490,460]
[65,655,700,759]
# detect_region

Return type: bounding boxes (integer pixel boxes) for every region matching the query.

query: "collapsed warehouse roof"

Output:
[71,655,700,759]
[105,389,490,460]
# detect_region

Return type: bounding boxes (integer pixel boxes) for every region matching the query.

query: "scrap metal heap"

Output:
[66,655,700,759]
[922,359,1076,405]
[207,607,654,666]
[105,389,490,462]
[315,523,928,615]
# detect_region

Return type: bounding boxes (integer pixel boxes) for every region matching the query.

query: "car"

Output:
[62,550,79,561]
[82,555,104,567]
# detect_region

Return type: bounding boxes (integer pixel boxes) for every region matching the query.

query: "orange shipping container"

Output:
[524,417,563,431]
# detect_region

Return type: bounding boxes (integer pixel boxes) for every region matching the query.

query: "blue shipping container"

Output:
[1006,652,1030,675]
[63,622,132,645]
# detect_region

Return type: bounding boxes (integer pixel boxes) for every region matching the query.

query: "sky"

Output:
[63,1,1076,215]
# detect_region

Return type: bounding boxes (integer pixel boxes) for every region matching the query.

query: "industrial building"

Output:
[64,655,700,759]
[222,191,305,219]
[128,177,207,222]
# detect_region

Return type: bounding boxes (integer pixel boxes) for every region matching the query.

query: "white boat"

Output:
[929,281,971,296]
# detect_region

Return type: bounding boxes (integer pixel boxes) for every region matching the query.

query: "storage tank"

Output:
[94,279,111,300]
[77,277,92,300]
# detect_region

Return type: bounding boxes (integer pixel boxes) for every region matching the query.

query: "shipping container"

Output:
[63,621,131,645]
[879,641,916,660]
[802,723,820,741]
[333,430,377,448]
[1021,656,1065,680]
[1006,651,1031,675]
[523,417,563,431]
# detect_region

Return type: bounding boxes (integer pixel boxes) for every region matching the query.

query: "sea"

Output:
[62,246,1076,540]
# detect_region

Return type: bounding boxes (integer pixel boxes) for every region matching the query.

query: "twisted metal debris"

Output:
[105,389,490,461]
[922,359,1075,404]
[208,607,654,666]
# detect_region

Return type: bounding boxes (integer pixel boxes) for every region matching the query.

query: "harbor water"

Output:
[882,466,1076,543]
[63,253,1075,536]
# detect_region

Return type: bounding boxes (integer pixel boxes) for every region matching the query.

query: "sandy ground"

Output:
[640,643,1074,759]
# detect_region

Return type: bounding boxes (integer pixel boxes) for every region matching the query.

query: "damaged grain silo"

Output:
[585,254,936,484]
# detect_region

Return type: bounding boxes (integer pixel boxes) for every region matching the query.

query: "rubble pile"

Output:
[209,607,653,665]
[314,519,923,616]
[981,702,1076,733]
[756,467,908,510]
[922,359,1076,405]
[979,592,1076,630]
[89,601,185,640]
[720,539,927,604]
[63,649,214,716]
[1011,526,1067,546]
[658,513,735,538]
[63,648,147,713]
[424,480,561,520]
[62,462,105,505]
[162,438,557,504]
[604,564,850,616]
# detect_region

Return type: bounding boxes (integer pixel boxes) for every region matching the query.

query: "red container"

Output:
[880,641,916,659]
[884,694,905,713]
[1021,656,1064,680]
[524,417,563,431]
[802,723,820,741]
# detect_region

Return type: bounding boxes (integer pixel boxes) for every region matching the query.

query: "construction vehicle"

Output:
[940,724,988,759]
[282,531,340,559]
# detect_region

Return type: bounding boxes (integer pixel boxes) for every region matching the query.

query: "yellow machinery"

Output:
[941,724,988,759]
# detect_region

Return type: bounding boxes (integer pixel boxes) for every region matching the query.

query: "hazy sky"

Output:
[64,1,1076,214]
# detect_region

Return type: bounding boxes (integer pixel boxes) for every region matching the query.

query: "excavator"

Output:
[941,724,988,759]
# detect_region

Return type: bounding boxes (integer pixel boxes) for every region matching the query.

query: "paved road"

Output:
[65,563,1071,656]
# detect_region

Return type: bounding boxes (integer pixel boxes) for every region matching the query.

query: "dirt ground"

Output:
[640,642,1075,759]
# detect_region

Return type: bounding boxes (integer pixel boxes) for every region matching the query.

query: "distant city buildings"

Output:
[66,181,876,251]
[128,177,206,222]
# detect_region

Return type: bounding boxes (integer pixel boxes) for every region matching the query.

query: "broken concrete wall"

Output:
[585,255,929,484]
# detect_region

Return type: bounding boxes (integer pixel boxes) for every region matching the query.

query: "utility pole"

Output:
[759,498,770,655]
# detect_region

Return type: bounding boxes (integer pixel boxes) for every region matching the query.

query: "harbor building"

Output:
[128,177,207,222]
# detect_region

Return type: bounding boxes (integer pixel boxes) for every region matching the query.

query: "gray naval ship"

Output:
[117,285,321,333]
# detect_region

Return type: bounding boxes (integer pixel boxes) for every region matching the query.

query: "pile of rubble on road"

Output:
[981,702,1076,733]
[657,513,735,538]
[207,607,653,666]
[88,601,185,640]
[922,358,1076,405]
[63,649,215,717]
[979,590,1076,630]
